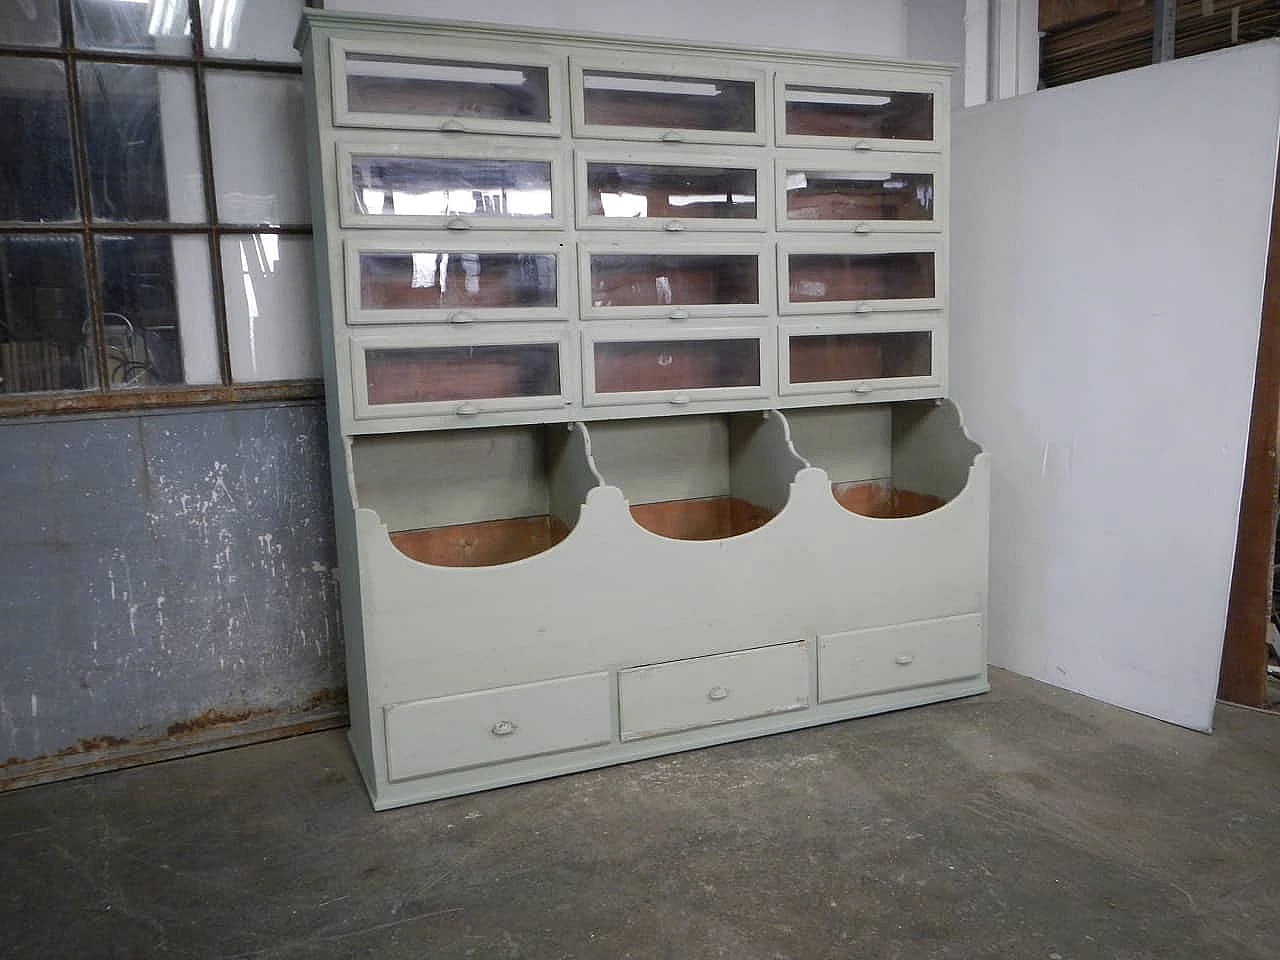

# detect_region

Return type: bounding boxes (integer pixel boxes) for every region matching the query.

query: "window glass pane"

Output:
[359,251,558,311]
[79,63,204,222]
[0,57,77,222]
[788,252,935,303]
[589,254,758,308]
[365,343,561,405]
[95,234,220,387]
[594,338,760,393]
[789,332,932,382]
[582,71,755,132]
[202,0,302,62]
[351,155,552,221]
[73,0,192,57]
[344,54,551,124]
[784,85,933,141]
[585,162,756,221]
[0,235,97,394]
[784,169,934,223]
[0,0,62,47]
[222,235,320,381]
[208,71,307,224]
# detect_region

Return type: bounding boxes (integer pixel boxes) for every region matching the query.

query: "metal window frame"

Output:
[0,0,322,417]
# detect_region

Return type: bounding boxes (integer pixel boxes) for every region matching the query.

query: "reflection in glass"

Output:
[207,70,307,224]
[784,85,932,141]
[0,235,96,394]
[0,57,77,222]
[95,234,219,387]
[352,156,552,220]
[72,0,191,56]
[79,62,205,222]
[359,251,557,311]
[202,0,302,62]
[789,332,931,383]
[0,0,61,46]
[222,235,320,382]
[365,343,561,405]
[586,162,756,220]
[594,338,760,393]
[589,254,758,308]
[345,54,551,123]
[784,169,933,222]
[583,70,755,132]
[788,252,935,303]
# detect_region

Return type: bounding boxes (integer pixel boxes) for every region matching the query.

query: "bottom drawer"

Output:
[618,641,810,742]
[384,673,612,781]
[817,613,984,703]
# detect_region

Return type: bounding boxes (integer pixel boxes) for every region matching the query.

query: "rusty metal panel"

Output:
[0,401,345,785]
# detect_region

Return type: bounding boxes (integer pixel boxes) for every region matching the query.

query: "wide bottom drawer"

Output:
[618,641,810,742]
[818,613,984,703]
[384,672,613,781]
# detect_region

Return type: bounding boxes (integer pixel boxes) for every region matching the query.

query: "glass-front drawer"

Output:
[576,149,768,232]
[346,237,571,324]
[584,326,770,407]
[775,70,944,152]
[780,322,942,397]
[331,38,562,135]
[350,330,572,420]
[581,243,768,320]
[776,153,942,233]
[339,139,564,230]
[570,56,765,145]
[779,240,943,314]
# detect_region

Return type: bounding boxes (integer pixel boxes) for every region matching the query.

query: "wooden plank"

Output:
[629,496,774,540]
[831,481,946,519]
[391,515,570,567]
[1219,162,1280,707]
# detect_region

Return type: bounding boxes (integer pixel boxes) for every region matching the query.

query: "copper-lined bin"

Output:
[351,423,598,567]
[587,411,802,541]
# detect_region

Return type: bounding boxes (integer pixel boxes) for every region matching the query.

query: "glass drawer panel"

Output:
[594,338,760,393]
[589,254,759,310]
[336,43,558,134]
[364,342,561,406]
[350,154,553,222]
[582,69,755,133]
[782,167,934,226]
[786,252,935,306]
[788,331,932,383]
[782,84,933,143]
[356,249,558,314]
[584,160,757,223]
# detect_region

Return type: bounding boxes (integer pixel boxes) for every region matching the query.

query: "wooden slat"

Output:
[1219,162,1280,707]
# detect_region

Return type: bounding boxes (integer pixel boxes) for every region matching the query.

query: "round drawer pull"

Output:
[491,719,518,737]
[852,384,874,395]
[440,118,467,133]
[448,311,476,324]
[664,220,686,232]
[894,655,915,666]
[444,217,471,231]
[853,303,874,314]
[853,223,872,234]
[661,130,686,143]
[669,393,692,406]
[668,309,690,320]
[707,685,730,702]
[852,139,873,151]
[456,402,481,415]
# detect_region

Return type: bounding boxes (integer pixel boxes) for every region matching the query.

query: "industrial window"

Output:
[0,0,321,414]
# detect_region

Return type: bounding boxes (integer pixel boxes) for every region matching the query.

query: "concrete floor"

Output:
[2,669,1278,960]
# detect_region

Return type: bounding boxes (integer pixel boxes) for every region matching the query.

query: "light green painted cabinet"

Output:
[298,10,989,809]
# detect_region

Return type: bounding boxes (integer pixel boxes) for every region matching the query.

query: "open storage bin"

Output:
[586,411,802,540]
[350,423,598,567]
[784,400,977,519]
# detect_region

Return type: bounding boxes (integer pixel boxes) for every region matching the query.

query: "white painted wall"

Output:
[326,0,909,57]
[950,42,1280,731]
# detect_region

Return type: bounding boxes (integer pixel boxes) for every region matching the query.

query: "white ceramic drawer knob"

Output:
[852,139,873,151]
[445,217,471,230]
[449,311,475,324]
[894,655,915,666]
[853,303,873,314]
[491,719,518,737]
[852,384,874,395]
[668,309,690,320]
[707,685,730,702]
[661,130,686,143]
[440,118,467,133]
[853,223,872,234]
[669,393,692,405]
[456,402,480,415]
[664,221,686,232]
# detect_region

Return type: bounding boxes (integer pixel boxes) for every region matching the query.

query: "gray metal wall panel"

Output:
[0,402,344,771]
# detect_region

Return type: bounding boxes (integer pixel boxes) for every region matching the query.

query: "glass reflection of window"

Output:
[234,234,281,374]
[358,187,551,218]
[599,193,647,218]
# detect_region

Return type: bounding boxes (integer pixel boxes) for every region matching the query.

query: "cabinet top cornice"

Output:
[294,8,956,77]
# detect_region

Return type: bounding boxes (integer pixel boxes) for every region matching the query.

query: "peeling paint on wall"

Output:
[0,402,344,770]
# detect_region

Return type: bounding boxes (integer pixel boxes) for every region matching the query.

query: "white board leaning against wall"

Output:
[950,41,1280,731]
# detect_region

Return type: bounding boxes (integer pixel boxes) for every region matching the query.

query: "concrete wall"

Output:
[0,402,343,783]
